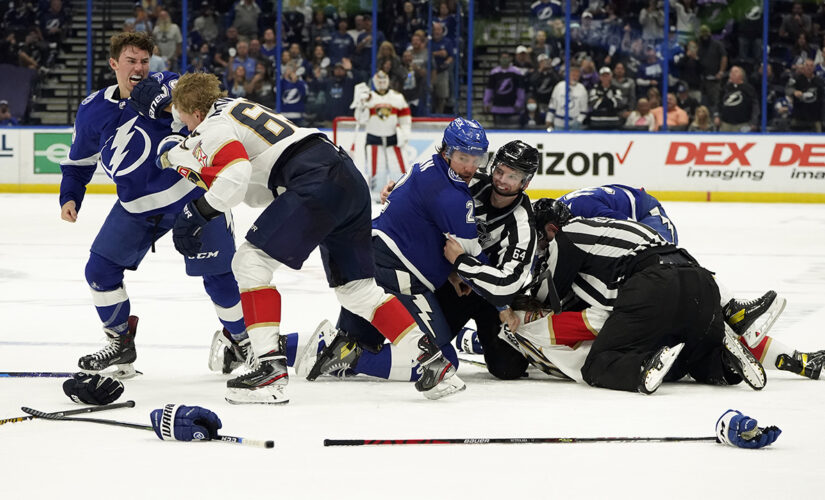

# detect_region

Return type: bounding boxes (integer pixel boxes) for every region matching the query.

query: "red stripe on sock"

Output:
[549,312,597,347]
[393,146,406,173]
[240,287,281,329]
[743,335,770,362]
[371,297,415,343]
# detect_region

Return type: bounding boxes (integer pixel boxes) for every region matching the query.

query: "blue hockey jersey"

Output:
[559,184,649,220]
[59,72,201,216]
[372,153,485,292]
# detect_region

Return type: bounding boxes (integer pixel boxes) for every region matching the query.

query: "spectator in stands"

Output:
[514,45,533,72]
[697,24,726,110]
[639,0,665,44]
[328,19,355,66]
[326,60,356,121]
[245,60,275,108]
[715,66,758,132]
[580,11,606,63]
[281,10,307,46]
[670,0,698,43]
[612,61,635,111]
[787,59,825,132]
[636,44,663,99]
[226,64,247,97]
[193,2,220,45]
[4,1,37,40]
[408,29,428,72]
[232,0,261,41]
[689,105,714,132]
[519,97,544,129]
[186,42,214,74]
[647,87,661,108]
[530,0,562,33]
[153,10,182,71]
[431,21,454,113]
[140,0,162,22]
[400,48,425,115]
[125,6,152,34]
[259,28,277,65]
[149,45,167,72]
[675,82,699,120]
[377,41,405,88]
[435,2,457,41]
[309,9,335,49]
[546,65,588,130]
[0,100,18,126]
[0,32,37,69]
[588,66,625,130]
[624,97,656,131]
[736,2,763,64]
[484,52,526,127]
[309,44,331,79]
[248,38,262,62]
[214,27,240,73]
[287,43,310,78]
[354,14,385,78]
[40,0,69,66]
[532,30,551,61]
[789,33,817,71]
[280,63,308,125]
[393,2,425,55]
[579,58,599,90]
[675,39,702,102]
[779,2,812,45]
[21,28,47,70]
[528,53,560,112]
[229,40,256,82]
[651,92,689,130]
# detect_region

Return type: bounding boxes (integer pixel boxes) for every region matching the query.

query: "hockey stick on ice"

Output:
[0,371,76,378]
[0,400,135,426]
[21,406,274,448]
[324,436,718,446]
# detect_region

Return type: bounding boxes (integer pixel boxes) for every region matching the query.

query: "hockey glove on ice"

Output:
[173,198,219,257]
[62,373,124,405]
[716,409,781,449]
[155,134,185,169]
[151,404,222,441]
[129,77,172,119]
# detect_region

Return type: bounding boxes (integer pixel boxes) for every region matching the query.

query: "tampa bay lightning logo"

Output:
[193,431,206,440]
[283,88,302,105]
[497,77,514,95]
[723,90,743,107]
[101,116,151,177]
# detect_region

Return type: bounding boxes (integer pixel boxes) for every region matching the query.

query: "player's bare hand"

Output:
[380,180,396,204]
[499,307,521,333]
[61,200,78,222]
[448,272,472,296]
[444,235,465,264]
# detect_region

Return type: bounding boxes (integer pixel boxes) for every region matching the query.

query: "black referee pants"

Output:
[435,283,529,380]
[581,264,734,392]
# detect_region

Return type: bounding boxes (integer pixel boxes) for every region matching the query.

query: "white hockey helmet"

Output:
[372,71,390,93]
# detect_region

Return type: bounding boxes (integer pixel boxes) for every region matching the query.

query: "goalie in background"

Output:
[351,70,412,203]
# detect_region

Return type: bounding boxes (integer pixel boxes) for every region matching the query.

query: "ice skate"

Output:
[415,335,466,400]
[306,333,361,381]
[724,291,786,348]
[294,320,340,378]
[78,315,141,380]
[722,325,767,390]
[776,350,824,380]
[638,343,684,394]
[225,351,289,404]
[208,328,252,374]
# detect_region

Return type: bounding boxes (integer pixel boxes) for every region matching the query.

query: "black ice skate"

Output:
[78,315,140,380]
[722,325,767,390]
[294,320,340,378]
[724,291,787,348]
[208,328,253,374]
[638,343,684,394]
[776,350,824,380]
[306,333,361,381]
[225,351,289,404]
[415,334,466,400]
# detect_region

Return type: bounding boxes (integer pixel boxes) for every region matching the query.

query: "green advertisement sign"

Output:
[34,132,72,174]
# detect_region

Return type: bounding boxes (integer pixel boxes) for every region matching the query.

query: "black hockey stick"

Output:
[0,400,135,426]
[324,436,718,446]
[21,407,274,448]
[0,372,76,378]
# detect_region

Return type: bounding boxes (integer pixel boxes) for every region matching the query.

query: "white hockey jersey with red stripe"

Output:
[165,98,322,212]
[354,89,411,142]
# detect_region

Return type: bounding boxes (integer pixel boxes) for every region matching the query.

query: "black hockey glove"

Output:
[128,77,172,119]
[62,373,124,405]
[151,404,222,441]
[173,198,220,257]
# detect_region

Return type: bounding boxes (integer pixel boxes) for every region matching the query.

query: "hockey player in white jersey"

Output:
[161,72,464,403]
[352,70,411,202]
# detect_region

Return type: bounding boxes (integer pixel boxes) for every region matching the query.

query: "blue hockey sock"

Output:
[283,332,298,366]
[202,272,245,336]
[352,348,392,379]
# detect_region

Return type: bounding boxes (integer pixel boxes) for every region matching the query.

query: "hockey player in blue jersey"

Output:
[300,118,491,384]
[558,184,679,244]
[59,32,246,378]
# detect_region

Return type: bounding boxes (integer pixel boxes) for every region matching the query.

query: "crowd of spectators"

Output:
[486,0,825,132]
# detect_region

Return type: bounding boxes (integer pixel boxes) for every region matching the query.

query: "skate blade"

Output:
[422,375,467,400]
[724,329,767,390]
[81,364,142,380]
[225,386,289,405]
[641,343,685,395]
[742,296,787,348]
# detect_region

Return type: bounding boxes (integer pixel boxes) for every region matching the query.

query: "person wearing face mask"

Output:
[520,97,544,128]
[483,52,526,127]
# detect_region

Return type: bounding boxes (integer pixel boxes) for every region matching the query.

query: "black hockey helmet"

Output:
[533,198,572,236]
[492,140,539,182]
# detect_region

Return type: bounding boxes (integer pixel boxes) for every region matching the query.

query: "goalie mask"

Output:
[372,71,390,94]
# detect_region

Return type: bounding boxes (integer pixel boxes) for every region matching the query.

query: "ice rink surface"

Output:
[1,193,823,499]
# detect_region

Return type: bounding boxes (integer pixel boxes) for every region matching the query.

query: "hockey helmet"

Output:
[492,140,539,183]
[442,117,489,157]
[372,71,390,93]
[533,198,572,237]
